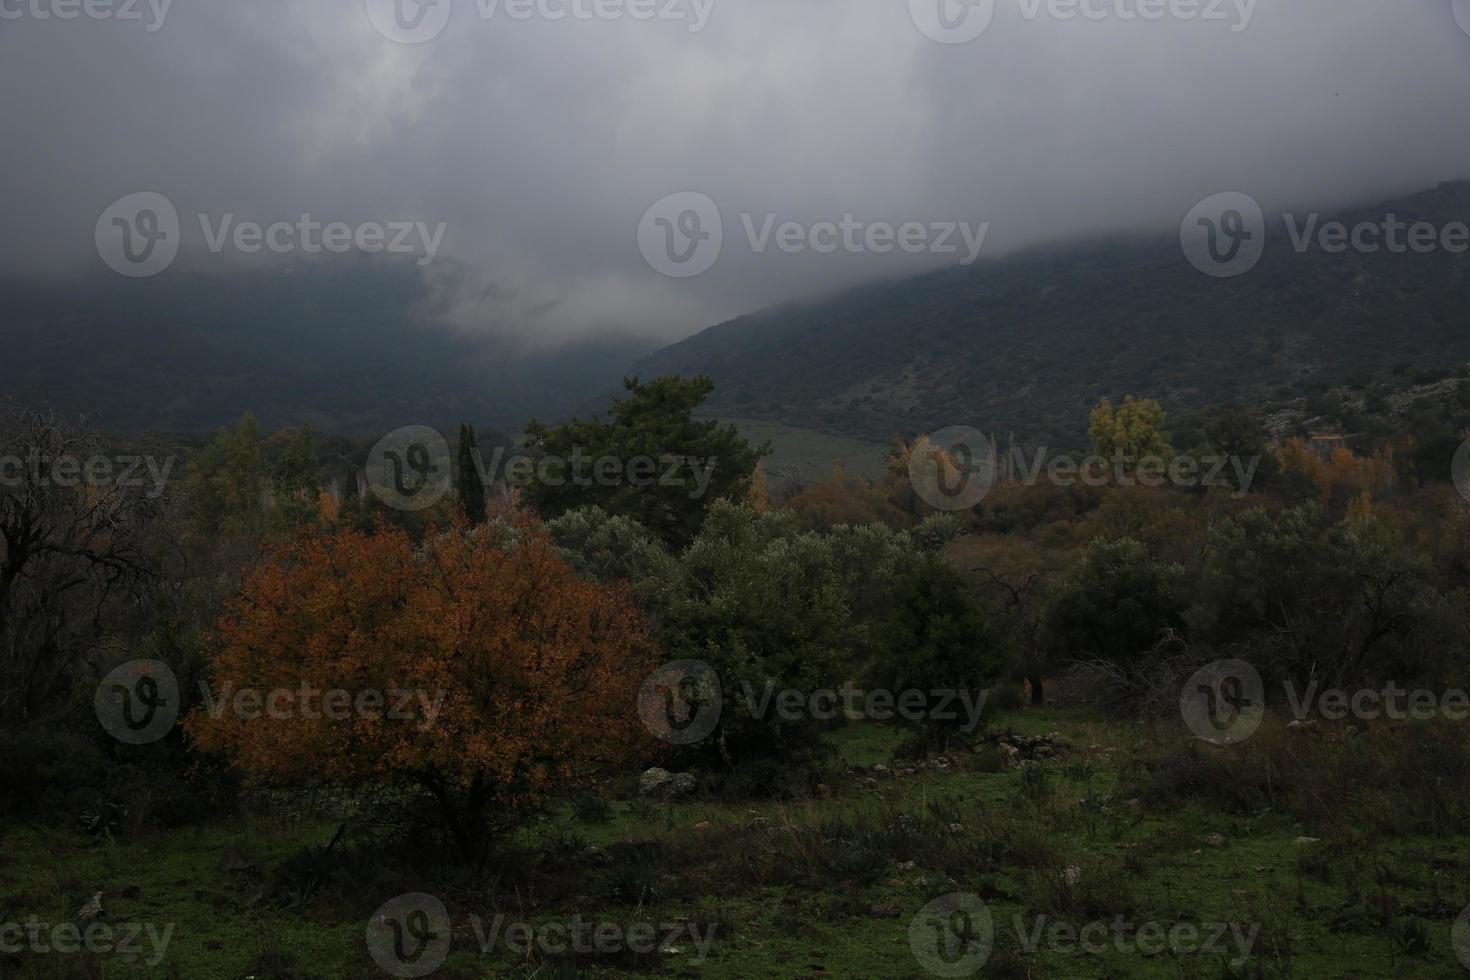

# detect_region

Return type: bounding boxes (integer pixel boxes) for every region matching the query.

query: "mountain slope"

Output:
[0,257,655,435]
[635,181,1470,445]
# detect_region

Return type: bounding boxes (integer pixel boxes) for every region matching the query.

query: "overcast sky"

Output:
[3,0,1469,349]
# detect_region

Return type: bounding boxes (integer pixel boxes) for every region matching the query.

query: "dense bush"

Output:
[657,503,852,763]
[544,506,681,598]
[863,555,1006,747]
[1190,504,1456,687]
[551,503,1008,764]
[1044,537,1189,665]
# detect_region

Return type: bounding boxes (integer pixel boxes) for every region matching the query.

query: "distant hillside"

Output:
[1256,362,1470,445]
[0,257,655,436]
[715,418,890,488]
[636,181,1470,445]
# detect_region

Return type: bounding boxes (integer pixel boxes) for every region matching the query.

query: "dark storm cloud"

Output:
[2,0,1468,346]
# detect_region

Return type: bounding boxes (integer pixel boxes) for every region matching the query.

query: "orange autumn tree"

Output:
[187,520,657,859]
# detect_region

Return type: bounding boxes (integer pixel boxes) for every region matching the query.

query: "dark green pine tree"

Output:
[457,423,487,525]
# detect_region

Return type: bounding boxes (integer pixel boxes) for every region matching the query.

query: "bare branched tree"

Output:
[972,565,1048,705]
[0,409,159,724]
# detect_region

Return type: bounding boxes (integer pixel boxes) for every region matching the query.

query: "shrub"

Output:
[864,555,1006,748]
[914,512,965,550]
[1191,504,1449,687]
[1044,537,1188,666]
[570,791,613,825]
[653,503,852,764]
[554,502,997,765]
[544,506,681,597]
[1138,722,1470,836]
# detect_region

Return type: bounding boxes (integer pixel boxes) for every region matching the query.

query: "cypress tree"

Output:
[457,423,487,525]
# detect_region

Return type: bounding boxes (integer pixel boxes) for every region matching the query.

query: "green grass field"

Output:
[2,708,1467,978]
[712,419,893,487]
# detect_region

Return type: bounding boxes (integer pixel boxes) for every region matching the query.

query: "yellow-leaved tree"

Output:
[1088,396,1175,464]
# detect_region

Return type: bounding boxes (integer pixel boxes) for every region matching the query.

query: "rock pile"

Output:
[973,731,1071,766]
[639,767,696,800]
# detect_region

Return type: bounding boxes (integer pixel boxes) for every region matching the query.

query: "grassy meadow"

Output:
[5,706,1467,979]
